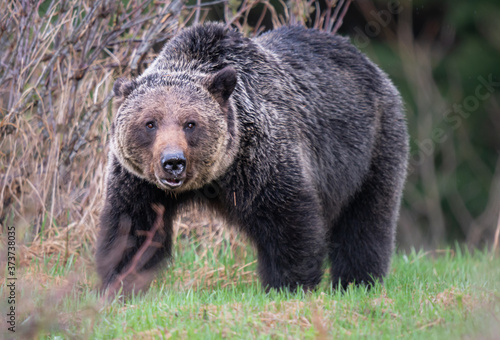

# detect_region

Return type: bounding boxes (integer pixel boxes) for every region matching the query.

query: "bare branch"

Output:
[106,204,165,296]
[331,0,351,34]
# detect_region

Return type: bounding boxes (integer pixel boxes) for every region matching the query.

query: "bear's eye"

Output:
[185,122,196,130]
[145,121,156,130]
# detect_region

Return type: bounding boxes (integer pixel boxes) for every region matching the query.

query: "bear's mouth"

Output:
[159,177,184,189]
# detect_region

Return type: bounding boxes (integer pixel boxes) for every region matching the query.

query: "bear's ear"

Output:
[113,78,137,110]
[204,66,237,107]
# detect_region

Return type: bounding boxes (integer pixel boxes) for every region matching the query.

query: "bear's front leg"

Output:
[96,159,175,294]
[245,196,327,292]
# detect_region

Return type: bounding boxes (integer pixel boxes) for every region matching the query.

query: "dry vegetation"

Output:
[0,0,354,264]
[1,1,499,338]
[0,0,184,262]
[2,0,498,271]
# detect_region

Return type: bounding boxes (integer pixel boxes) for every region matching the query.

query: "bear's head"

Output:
[110,66,238,192]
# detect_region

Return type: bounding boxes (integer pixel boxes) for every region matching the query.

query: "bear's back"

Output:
[255,26,384,96]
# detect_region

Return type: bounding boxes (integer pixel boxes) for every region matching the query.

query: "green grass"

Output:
[2,240,500,339]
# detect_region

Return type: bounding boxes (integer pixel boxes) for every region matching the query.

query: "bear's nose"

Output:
[161,151,186,176]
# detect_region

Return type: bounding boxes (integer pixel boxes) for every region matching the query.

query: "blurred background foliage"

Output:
[339,0,500,249]
[1,0,499,258]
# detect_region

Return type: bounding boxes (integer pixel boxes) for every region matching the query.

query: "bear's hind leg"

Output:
[328,137,407,289]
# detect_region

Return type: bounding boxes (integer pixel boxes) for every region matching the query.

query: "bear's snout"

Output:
[161,151,186,176]
[156,150,187,189]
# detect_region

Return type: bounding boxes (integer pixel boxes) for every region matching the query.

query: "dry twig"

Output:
[105,204,166,296]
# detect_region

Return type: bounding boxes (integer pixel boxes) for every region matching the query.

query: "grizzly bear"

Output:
[96,23,408,293]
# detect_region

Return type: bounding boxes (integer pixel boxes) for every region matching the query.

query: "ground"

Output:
[2,226,499,339]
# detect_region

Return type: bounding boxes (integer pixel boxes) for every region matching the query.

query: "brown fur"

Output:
[96,24,408,293]
[111,83,237,192]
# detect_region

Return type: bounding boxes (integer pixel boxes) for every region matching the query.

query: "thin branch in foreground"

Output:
[106,204,165,296]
